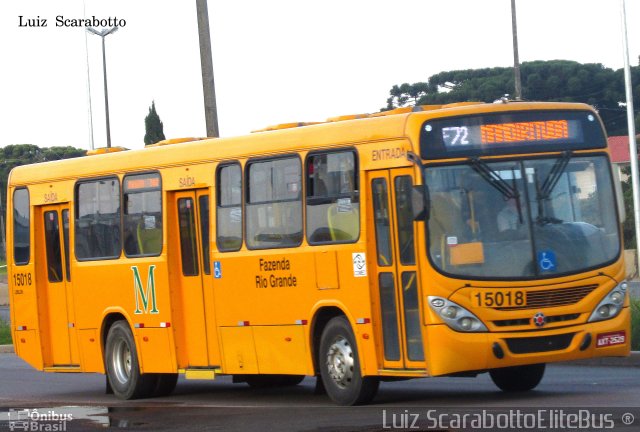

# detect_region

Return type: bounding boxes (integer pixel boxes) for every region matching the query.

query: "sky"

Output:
[1,0,639,151]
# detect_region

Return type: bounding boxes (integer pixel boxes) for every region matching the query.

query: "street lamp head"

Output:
[103,26,119,37]
[86,26,119,38]
[86,26,102,36]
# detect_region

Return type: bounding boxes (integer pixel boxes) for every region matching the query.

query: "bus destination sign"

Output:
[420,110,606,160]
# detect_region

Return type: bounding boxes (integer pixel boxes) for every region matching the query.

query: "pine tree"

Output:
[144,101,166,145]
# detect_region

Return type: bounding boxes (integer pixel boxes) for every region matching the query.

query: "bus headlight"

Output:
[588,281,628,323]
[428,296,488,332]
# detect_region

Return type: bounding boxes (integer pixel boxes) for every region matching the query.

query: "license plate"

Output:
[472,290,526,308]
[596,331,626,348]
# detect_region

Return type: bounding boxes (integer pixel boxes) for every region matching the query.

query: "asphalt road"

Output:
[0,353,639,431]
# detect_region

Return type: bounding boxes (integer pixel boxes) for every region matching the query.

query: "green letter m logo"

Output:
[132,265,159,314]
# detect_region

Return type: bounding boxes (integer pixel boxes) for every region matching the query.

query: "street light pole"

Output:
[196,0,220,138]
[511,0,523,100]
[87,26,119,148]
[620,0,640,275]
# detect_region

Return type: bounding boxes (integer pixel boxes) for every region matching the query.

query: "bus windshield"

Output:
[425,154,620,279]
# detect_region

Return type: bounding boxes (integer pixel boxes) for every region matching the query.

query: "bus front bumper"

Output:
[424,308,631,377]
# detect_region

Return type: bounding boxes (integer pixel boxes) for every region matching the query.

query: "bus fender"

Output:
[308,300,376,377]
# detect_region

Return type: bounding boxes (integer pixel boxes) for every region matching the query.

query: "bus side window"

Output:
[246,157,302,249]
[13,188,30,265]
[122,173,163,257]
[306,150,359,244]
[75,178,121,260]
[216,163,242,252]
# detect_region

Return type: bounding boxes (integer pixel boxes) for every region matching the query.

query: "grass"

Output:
[632,298,640,351]
[0,319,11,345]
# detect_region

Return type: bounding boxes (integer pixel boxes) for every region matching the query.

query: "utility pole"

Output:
[87,26,119,148]
[511,0,522,100]
[620,0,640,275]
[196,0,220,137]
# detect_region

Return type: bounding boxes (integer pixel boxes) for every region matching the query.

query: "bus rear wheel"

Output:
[489,363,545,392]
[319,316,379,405]
[105,321,155,399]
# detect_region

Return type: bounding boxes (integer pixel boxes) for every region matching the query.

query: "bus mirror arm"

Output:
[406,151,428,221]
[412,185,428,221]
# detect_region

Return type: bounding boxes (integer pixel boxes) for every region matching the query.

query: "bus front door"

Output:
[170,190,218,368]
[368,169,426,371]
[37,204,78,366]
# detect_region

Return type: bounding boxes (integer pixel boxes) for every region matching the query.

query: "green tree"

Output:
[383,60,640,136]
[0,144,85,258]
[144,101,166,145]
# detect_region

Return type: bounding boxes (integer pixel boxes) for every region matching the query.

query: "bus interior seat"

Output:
[137,218,162,255]
[327,203,359,241]
[429,192,469,266]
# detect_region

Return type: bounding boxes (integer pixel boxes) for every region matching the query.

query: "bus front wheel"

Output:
[105,321,155,399]
[489,363,545,392]
[319,316,379,405]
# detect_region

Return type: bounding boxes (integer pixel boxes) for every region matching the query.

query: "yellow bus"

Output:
[7,101,630,405]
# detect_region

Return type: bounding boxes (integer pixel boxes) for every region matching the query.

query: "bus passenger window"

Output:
[246,157,302,249]
[44,211,63,283]
[75,178,121,260]
[306,151,359,244]
[372,179,392,266]
[199,195,211,274]
[123,173,162,257]
[216,164,242,251]
[394,176,415,265]
[13,188,30,265]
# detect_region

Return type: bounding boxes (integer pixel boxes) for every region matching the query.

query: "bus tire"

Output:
[489,363,545,392]
[319,316,379,405]
[105,320,155,399]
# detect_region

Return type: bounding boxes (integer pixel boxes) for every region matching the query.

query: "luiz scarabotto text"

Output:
[18,15,126,28]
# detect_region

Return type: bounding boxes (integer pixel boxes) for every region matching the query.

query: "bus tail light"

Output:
[588,281,627,323]
[428,296,488,332]
[160,322,171,328]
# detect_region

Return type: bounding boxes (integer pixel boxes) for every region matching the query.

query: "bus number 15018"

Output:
[473,290,526,308]
[13,272,32,287]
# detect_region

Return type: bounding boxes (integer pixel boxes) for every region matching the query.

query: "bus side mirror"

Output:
[412,185,427,221]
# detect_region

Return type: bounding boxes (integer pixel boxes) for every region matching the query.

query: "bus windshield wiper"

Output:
[537,151,572,201]
[469,158,518,200]
[534,151,571,225]
[469,157,523,223]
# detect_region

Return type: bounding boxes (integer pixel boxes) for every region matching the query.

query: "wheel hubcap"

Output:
[326,336,354,388]
[112,339,132,385]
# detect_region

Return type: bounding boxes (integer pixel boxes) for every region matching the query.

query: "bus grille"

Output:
[495,285,598,310]
[505,333,575,354]
[493,313,580,328]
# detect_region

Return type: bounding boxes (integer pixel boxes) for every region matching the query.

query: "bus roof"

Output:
[8,101,596,186]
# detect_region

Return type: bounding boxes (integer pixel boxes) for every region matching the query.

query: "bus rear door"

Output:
[367,169,426,371]
[169,189,219,368]
[36,204,79,367]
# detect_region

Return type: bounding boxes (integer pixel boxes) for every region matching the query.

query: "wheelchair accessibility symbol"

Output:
[214,261,222,279]
[537,250,557,272]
